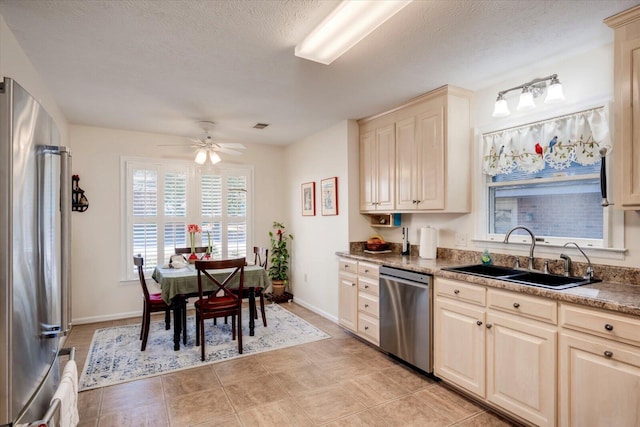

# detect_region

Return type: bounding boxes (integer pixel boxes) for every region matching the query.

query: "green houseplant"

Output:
[268,221,293,296]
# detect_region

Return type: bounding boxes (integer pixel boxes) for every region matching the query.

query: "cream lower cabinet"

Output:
[338,258,358,332]
[434,278,557,426]
[559,303,640,426]
[338,258,380,344]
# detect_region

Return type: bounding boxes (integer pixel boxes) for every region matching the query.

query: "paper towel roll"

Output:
[419,226,437,259]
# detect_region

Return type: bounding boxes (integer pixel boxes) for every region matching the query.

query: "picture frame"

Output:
[301,182,316,216]
[321,177,338,216]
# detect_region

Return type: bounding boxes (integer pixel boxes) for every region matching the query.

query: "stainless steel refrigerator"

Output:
[0,78,72,426]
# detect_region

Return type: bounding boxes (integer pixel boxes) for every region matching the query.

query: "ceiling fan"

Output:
[163,121,246,165]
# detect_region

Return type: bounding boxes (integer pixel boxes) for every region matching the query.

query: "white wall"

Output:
[283,120,365,320]
[69,125,286,323]
[377,44,640,268]
[0,13,68,143]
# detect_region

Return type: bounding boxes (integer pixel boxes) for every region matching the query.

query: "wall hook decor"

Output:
[72,174,89,212]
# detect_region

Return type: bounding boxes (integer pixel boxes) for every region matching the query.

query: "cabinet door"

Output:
[434,297,486,397]
[559,331,640,427]
[375,124,395,211]
[486,312,557,427]
[338,273,358,332]
[619,37,640,207]
[396,117,418,210]
[416,106,444,209]
[360,130,377,211]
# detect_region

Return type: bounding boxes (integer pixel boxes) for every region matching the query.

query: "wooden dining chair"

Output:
[250,247,268,326]
[134,255,173,351]
[175,246,210,257]
[194,258,245,360]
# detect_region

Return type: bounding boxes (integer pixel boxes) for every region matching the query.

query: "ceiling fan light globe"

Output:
[209,151,221,165]
[195,149,207,164]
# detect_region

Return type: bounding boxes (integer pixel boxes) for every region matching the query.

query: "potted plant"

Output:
[268,221,293,296]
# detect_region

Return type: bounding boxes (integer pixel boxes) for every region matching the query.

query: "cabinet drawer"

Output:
[560,304,640,346]
[358,276,379,296]
[339,258,358,274]
[488,289,557,325]
[358,261,379,279]
[358,292,379,317]
[358,312,379,344]
[436,278,486,306]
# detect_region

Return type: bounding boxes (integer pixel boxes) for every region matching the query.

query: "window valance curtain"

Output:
[482,107,610,176]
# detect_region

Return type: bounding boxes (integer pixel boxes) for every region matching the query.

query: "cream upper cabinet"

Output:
[359,85,472,213]
[606,6,640,209]
[559,303,640,426]
[360,123,395,212]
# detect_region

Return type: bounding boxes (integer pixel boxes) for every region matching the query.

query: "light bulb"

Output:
[517,89,536,111]
[209,151,221,165]
[492,96,510,118]
[544,79,565,104]
[195,149,207,164]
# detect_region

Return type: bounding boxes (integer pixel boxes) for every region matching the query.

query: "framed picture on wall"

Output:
[301,181,316,216]
[321,177,338,216]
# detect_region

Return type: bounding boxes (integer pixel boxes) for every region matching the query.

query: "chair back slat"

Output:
[195,258,245,302]
[253,247,268,270]
[133,255,151,301]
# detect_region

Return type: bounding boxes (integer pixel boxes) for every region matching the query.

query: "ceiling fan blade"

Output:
[158,144,193,147]
[215,148,243,155]
[216,142,246,149]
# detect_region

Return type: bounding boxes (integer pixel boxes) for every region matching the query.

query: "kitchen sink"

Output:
[442,264,601,290]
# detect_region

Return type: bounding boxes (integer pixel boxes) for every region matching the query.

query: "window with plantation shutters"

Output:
[123,158,252,280]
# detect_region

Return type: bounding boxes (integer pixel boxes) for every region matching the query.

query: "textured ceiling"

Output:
[1,0,638,145]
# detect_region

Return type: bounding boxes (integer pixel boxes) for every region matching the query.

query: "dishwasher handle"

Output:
[380,274,430,289]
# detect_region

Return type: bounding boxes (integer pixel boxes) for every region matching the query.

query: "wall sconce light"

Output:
[492,74,565,118]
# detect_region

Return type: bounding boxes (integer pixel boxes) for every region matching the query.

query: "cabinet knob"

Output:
[364,269,369,273]
[344,264,350,268]
[454,289,460,294]
[513,302,520,308]
[605,323,614,331]
[476,320,483,326]
[604,350,613,358]
[351,283,356,287]
[486,324,493,329]
[364,326,369,330]
[364,285,369,289]
[364,304,369,308]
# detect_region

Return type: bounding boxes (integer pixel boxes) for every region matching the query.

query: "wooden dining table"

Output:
[152,264,271,351]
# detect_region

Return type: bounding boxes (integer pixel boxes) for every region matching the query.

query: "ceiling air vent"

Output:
[253,123,269,129]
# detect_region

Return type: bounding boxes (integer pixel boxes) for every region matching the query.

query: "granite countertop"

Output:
[336,251,640,318]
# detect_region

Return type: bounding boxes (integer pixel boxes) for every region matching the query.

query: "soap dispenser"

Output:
[401,227,410,256]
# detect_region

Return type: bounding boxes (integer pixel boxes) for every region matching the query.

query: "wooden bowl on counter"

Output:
[365,242,390,251]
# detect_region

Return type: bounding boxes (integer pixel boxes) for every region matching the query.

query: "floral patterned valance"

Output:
[482,107,610,176]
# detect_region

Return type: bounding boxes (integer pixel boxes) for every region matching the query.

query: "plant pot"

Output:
[272,280,285,296]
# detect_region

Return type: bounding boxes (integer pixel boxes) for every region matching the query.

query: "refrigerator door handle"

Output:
[59,147,71,334]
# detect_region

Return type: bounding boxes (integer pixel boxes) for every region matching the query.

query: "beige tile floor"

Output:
[66,302,519,427]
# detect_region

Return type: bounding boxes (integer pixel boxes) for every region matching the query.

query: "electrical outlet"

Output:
[455,233,467,247]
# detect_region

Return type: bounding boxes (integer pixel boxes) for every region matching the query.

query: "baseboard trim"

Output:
[72,310,141,325]
[290,297,338,324]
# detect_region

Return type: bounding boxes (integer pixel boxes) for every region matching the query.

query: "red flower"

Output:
[534,143,543,156]
[277,229,282,235]
[187,224,201,233]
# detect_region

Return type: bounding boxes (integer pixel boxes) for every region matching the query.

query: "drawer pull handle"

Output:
[513,302,520,308]
[345,265,350,268]
[476,320,483,326]
[605,324,614,331]
[604,350,613,358]
[351,283,356,287]
[364,326,369,330]
[364,285,369,289]
[364,269,369,273]
[486,323,493,329]
[454,289,460,294]
[364,304,369,308]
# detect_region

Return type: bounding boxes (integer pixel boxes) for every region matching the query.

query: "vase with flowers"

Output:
[268,221,293,296]
[187,224,201,263]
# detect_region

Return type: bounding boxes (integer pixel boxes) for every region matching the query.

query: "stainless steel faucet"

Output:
[504,225,536,270]
[562,242,594,280]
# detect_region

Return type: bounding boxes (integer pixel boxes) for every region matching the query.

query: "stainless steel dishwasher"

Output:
[379,265,433,373]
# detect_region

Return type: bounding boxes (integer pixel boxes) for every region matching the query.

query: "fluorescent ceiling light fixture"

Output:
[295,0,413,65]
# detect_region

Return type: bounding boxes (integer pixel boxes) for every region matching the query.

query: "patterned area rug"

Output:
[78,304,330,391]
